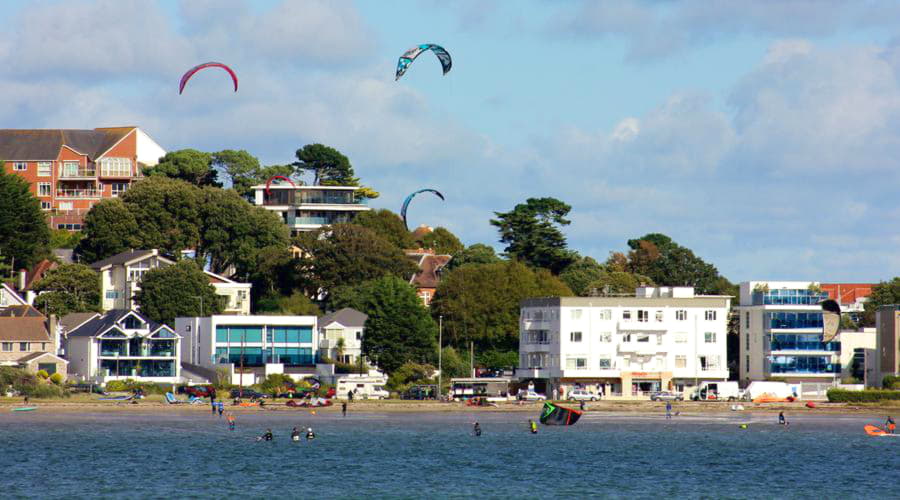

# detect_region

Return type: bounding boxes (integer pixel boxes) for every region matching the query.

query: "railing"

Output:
[57,189,101,198]
[770,340,840,352]
[59,168,97,178]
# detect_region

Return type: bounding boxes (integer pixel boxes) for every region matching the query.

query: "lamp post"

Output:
[438,315,443,399]
[191,296,205,365]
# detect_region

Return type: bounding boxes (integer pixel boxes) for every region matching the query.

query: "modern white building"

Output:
[517,287,731,399]
[252,183,371,234]
[738,281,841,384]
[318,308,366,364]
[90,249,251,315]
[175,315,318,386]
[64,309,181,384]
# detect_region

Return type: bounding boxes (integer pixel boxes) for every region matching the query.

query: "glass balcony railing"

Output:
[770,340,840,352]
[57,189,101,198]
[768,355,840,374]
[752,290,829,306]
[59,168,97,178]
[767,312,823,329]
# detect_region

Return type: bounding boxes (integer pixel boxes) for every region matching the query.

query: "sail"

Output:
[539,402,583,426]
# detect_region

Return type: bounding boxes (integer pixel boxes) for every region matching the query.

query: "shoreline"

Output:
[2,398,897,416]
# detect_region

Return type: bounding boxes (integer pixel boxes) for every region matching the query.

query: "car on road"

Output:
[649,391,683,401]
[517,390,547,401]
[567,389,598,402]
[230,389,268,400]
[179,385,216,399]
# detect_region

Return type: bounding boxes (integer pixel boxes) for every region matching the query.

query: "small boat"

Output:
[12,407,37,412]
[237,402,259,407]
[864,424,900,437]
[539,401,582,426]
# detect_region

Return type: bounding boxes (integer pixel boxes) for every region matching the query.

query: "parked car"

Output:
[179,385,216,399]
[517,390,547,401]
[649,391,684,401]
[567,389,598,402]
[230,389,268,400]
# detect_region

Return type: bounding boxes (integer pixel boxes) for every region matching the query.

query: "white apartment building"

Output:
[90,250,251,315]
[518,287,730,399]
[738,281,840,384]
[252,184,371,234]
[175,315,318,386]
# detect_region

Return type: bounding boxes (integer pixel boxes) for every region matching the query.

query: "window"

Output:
[636,334,650,343]
[674,333,688,344]
[598,309,612,320]
[61,161,80,176]
[637,310,649,322]
[655,310,663,322]
[56,223,81,230]
[705,310,717,321]
[675,355,687,368]
[13,162,27,171]
[100,157,132,177]
[745,355,750,372]
[40,201,51,210]
[745,311,750,328]
[699,355,720,371]
[566,357,587,370]
[676,310,687,321]
[705,332,716,343]
[106,182,128,196]
[356,331,362,341]
[570,309,582,320]
[1,342,12,351]
[599,332,612,343]
[37,162,51,176]
[38,182,51,197]
[58,202,74,211]
[106,291,120,299]
[623,310,632,321]
[599,358,612,369]
[19,342,29,351]
[745,332,750,350]
[569,331,582,342]
[623,334,632,342]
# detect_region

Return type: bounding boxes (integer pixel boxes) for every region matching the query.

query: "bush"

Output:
[36,370,49,379]
[20,383,68,399]
[883,375,900,390]
[104,379,170,395]
[49,373,64,385]
[386,362,435,394]
[259,374,296,396]
[827,389,900,402]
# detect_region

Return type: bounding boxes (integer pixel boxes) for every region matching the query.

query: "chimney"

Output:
[48,314,60,354]
[18,269,26,291]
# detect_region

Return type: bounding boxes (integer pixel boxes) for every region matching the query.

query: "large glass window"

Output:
[272,347,314,365]
[769,355,839,374]
[705,310,717,321]
[598,309,612,320]
[215,326,264,343]
[100,157,132,177]
[676,310,687,321]
[37,162,51,176]
[272,326,313,343]
[705,332,716,343]
[752,288,829,306]
[766,312,823,329]
[637,310,649,322]
[675,355,686,368]
[770,334,839,352]
[566,357,587,370]
[569,331,582,342]
[599,358,612,369]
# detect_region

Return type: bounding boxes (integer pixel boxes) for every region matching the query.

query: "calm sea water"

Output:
[1,409,897,499]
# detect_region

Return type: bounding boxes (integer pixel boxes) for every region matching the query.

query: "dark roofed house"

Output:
[405,249,452,306]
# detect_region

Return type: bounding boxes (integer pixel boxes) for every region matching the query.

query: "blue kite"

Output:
[401,189,445,229]
[395,44,452,81]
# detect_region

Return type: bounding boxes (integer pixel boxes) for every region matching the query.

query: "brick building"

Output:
[0,127,166,229]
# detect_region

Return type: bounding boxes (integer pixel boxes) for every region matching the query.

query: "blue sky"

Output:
[2,0,900,283]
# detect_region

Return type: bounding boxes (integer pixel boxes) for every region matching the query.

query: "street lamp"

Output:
[438,315,443,399]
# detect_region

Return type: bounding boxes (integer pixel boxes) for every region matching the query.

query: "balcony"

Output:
[59,168,97,179]
[319,339,338,349]
[57,189,101,199]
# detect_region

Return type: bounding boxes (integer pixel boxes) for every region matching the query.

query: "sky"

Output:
[2,0,900,283]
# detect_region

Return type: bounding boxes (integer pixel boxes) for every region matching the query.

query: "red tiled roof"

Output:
[0,317,50,341]
[25,259,58,290]
[410,254,452,289]
[820,283,874,305]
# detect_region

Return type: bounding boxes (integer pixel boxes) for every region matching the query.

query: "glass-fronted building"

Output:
[251,184,371,235]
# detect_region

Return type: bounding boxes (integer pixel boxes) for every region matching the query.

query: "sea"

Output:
[1,409,897,499]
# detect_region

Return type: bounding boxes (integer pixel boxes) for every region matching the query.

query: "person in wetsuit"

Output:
[529,419,538,434]
[779,412,787,425]
[306,427,316,440]
[886,416,896,434]
[473,422,482,437]
[261,429,273,441]
[291,427,301,442]
[342,402,347,417]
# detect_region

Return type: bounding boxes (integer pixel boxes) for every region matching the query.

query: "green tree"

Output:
[258,373,296,396]
[134,260,224,326]
[352,209,416,249]
[621,233,726,294]
[430,260,572,353]
[212,149,261,198]
[490,197,576,274]
[446,243,502,270]
[32,264,101,315]
[359,276,438,374]
[861,278,900,326]
[419,227,464,255]
[120,176,202,256]
[75,198,141,263]
[440,346,470,379]
[585,270,654,296]
[477,349,519,372]
[143,149,219,186]
[385,362,436,393]
[49,229,83,250]
[293,144,357,186]
[248,245,299,300]
[0,167,50,269]
[255,292,321,316]
[559,256,606,296]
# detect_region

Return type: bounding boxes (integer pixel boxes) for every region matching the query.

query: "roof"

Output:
[0,305,44,318]
[411,225,433,240]
[89,249,167,270]
[0,128,135,161]
[0,317,50,341]
[67,309,165,337]
[17,351,68,364]
[820,283,874,305]
[25,259,57,290]
[319,308,368,328]
[522,296,732,308]
[60,312,100,333]
[410,254,452,289]
[1,283,28,306]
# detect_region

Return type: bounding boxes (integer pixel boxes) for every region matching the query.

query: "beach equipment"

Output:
[539,401,583,426]
[864,424,899,437]
[12,407,37,412]
[164,392,183,404]
[395,44,452,81]
[99,395,132,401]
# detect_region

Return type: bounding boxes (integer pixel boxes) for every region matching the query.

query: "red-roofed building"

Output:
[0,127,166,229]
[820,283,874,314]
[406,248,452,306]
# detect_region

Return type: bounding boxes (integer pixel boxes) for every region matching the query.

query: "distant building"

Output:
[738,281,841,384]
[873,304,900,387]
[318,308,367,364]
[63,309,181,384]
[820,283,874,322]
[0,285,67,379]
[0,127,166,229]
[175,315,318,386]
[89,249,251,315]
[517,287,731,399]
[251,183,370,235]
[406,248,451,306]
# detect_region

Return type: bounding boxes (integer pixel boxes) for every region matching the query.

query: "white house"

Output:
[318,308,367,364]
[64,309,181,384]
[90,249,251,315]
[252,183,371,235]
[517,287,731,399]
[175,315,318,386]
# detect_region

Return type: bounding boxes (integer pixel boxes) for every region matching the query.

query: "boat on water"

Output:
[540,402,583,426]
[864,424,899,437]
[12,407,37,412]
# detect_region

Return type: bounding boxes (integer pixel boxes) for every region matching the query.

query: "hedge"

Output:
[883,375,900,390]
[827,389,900,402]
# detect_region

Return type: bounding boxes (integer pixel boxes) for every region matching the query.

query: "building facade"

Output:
[873,305,900,387]
[64,310,180,384]
[517,287,730,399]
[0,301,68,379]
[90,250,251,315]
[175,315,318,386]
[738,281,841,384]
[252,184,370,234]
[318,308,367,364]
[0,127,166,229]
[406,249,451,306]
[820,283,873,322]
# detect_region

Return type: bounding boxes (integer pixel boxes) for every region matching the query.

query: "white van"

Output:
[336,376,390,400]
[692,381,742,401]
[743,381,796,401]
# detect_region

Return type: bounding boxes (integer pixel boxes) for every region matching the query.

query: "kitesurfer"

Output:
[886,416,896,434]
[218,403,224,418]
[291,427,301,442]
[529,420,538,434]
[342,402,347,417]
[227,413,236,431]
[778,412,788,425]
[473,422,482,437]
[260,429,273,441]
[306,427,316,441]
[666,401,672,419]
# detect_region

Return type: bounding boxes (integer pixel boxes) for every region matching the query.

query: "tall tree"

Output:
[32,264,101,315]
[359,276,437,374]
[75,198,141,263]
[212,149,261,197]
[134,260,224,326]
[490,197,576,274]
[446,243,502,270]
[585,270,654,296]
[119,176,202,257]
[559,256,606,296]
[861,277,900,326]
[293,144,357,186]
[622,233,725,294]
[352,209,416,250]
[143,149,219,186]
[419,227,464,255]
[0,167,50,269]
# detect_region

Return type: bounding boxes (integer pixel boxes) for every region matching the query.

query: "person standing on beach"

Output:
[211,400,217,415]
[217,403,224,418]
[342,401,347,417]
[778,412,788,425]
[666,401,672,420]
